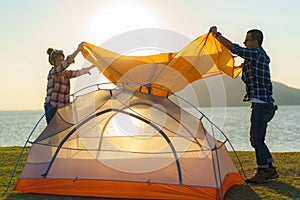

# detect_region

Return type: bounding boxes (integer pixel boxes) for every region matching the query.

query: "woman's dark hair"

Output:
[47,48,64,65]
[247,29,264,46]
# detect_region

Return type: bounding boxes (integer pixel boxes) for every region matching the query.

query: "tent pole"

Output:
[41,108,183,184]
[173,92,246,178]
[5,112,46,192]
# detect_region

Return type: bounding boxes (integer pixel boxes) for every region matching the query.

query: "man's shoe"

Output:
[266,166,279,179]
[245,168,270,184]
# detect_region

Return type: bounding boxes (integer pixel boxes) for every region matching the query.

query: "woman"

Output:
[44,42,95,124]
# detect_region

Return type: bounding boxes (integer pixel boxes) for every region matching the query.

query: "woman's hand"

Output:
[82,65,96,75]
[77,42,84,52]
[68,42,85,64]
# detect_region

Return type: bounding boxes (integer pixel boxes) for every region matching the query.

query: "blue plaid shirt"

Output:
[231,44,274,103]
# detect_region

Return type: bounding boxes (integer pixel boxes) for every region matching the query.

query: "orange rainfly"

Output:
[81,32,242,96]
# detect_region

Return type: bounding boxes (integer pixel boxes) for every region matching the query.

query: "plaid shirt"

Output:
[231,44,274,103]
[45,56,84,108]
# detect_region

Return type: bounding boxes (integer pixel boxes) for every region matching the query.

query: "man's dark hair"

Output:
[247,29,264,46]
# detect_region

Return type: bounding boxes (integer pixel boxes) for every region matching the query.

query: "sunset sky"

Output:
[1,0,299,110]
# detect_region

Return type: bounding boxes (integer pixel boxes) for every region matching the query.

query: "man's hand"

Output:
[209,26,233,50]
[209,26,218,36]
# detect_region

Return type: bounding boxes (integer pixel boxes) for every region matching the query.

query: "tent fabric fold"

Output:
[81,33,242,96]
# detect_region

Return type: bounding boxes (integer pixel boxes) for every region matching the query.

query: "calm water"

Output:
[0,105,299,152]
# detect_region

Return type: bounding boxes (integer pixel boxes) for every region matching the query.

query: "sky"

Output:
[0,0,299,110]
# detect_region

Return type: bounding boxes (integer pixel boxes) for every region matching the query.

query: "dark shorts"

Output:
[44,102,57,124]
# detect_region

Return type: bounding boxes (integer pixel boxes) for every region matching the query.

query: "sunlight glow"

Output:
[88,2,160,42]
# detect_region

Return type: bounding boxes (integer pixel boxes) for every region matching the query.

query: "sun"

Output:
[87,2,160,43]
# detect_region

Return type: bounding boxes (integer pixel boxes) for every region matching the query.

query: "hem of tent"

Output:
[14,173,243,200]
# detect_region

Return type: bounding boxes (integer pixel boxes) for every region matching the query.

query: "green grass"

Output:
[1,147,299,200]
[226,151,300,200]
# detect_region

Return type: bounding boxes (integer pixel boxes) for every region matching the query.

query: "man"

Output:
[209,26,278,183]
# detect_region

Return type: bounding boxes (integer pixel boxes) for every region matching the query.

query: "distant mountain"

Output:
[272,81,300,105]
[181,75,300,107]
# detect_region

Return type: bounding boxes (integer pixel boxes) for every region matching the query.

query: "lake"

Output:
[0,105,299,152]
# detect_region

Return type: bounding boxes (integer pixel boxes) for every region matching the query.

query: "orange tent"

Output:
[14,86,243,200]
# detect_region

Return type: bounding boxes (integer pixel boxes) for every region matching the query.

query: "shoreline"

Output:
[1,146,299,153]
[1,106,299,152]
[1,104,300,112]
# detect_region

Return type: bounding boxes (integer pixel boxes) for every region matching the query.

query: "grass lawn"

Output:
[1,147,299,200]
